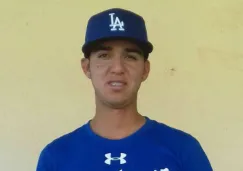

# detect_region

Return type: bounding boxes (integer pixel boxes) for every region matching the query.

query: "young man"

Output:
[36,8,213,171]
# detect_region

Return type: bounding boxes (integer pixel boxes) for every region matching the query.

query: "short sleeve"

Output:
[181,136,213,171]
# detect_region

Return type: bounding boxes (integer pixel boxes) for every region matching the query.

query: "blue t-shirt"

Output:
[36,117,213,171]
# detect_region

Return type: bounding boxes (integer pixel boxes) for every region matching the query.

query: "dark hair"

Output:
[83,38,149,60]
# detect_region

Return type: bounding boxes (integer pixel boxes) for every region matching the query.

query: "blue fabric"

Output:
[81,8,153,55]
[36,117,213,171]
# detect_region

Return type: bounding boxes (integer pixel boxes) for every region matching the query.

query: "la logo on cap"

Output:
[109,13,125,31]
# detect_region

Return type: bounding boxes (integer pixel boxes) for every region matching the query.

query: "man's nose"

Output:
[110,56,125,74]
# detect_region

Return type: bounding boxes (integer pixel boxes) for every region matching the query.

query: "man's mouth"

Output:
[107,81,127,88]
[109,82,125,86]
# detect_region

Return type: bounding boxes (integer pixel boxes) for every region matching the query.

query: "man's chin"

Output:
[105,99,131,109]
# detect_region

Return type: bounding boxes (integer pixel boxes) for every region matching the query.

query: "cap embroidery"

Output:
[109,13,125,31]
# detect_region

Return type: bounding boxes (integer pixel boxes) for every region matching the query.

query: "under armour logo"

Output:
[109,13,125,31]
[104,153,127,165]
[154,168,169,171]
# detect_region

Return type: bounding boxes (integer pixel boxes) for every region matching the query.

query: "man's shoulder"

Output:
[150,118,196,139]
[41,122,89,153]
[148,118,200,150]
[36,123,91,170]
[148,118,213,170]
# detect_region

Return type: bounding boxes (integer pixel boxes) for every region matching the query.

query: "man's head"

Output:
[81,8,153,108]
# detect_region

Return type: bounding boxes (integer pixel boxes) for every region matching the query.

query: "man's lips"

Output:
[107,80,127,89]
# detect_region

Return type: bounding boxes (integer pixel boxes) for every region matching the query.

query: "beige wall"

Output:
[1,0,243,170]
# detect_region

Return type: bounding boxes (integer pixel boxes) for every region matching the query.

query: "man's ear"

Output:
[142,60,150,81]
[81,57,91,79]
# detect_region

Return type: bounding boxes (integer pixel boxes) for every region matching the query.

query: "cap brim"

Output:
[82,36,153,57]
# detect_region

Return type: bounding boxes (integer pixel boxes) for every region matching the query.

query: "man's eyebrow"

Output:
[91,45,112,52]
[125,48,143,55]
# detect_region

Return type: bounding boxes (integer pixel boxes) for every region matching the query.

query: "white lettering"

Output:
[109,13,125,31]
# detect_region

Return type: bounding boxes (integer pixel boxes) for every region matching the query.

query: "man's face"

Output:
[81,39,150,108]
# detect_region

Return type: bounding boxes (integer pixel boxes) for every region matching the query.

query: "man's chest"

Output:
[58,146,182,171]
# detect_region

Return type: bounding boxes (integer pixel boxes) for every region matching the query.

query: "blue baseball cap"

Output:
[81,8,153,58]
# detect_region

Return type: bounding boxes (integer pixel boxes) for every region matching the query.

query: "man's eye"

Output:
[98,53,109,58]
[126,55,137,60]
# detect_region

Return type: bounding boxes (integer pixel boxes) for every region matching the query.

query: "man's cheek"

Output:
[95,62,108,68]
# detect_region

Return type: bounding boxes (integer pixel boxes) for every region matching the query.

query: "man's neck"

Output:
[90,105,146,140]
